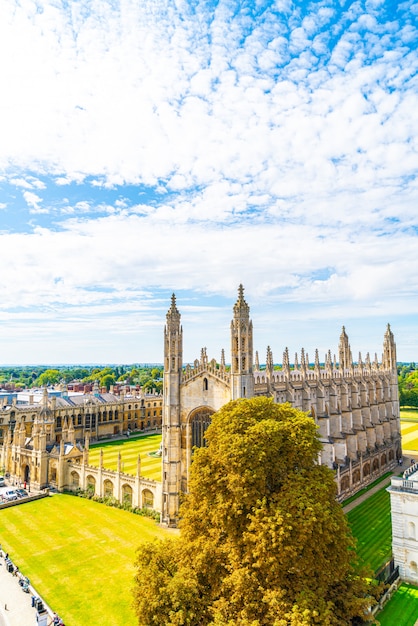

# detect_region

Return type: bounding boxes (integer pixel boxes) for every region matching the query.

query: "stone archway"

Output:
[24,465,30,484]
[86,475,96,495]
[122,484,133,505]
[142,489,154,509]
[71,471,80,488]
[103,479,114,497]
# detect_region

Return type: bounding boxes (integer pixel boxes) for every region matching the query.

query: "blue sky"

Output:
[0,0,417,365]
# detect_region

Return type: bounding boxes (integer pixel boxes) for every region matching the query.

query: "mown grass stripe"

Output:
[347,487,392,572]
[377,583,418,626]
[88,434,162,479]
[0,495,169,626]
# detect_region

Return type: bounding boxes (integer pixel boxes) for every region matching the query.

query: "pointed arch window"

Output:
[190,408,213,449]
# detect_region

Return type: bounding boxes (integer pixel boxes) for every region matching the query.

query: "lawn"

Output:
[0,494,170,626]
[401,410,418,452]
[377,583,418,626]
[400,408,418,419]
[347,486,392,573]
[89,433,162,481]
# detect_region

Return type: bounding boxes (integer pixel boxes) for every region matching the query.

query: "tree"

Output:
[36,369,61,386]
[100,374,116,391]
[133,398,379,625]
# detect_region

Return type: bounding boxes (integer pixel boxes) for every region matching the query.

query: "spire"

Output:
[314,348,320,375]
[339,326,352,371]
[255,351,260,371]
[301,348,307,374]
[220,349,225,372]
[325,349,332,375]
[230,285,254,399]
[68,417,75,444]
[39,386,53,422]
[233,284,250,318]
[283,347,290,378]
[167,293,180,323]
[200,347,208,366]
[266,346,273,375]
[164,292,183,373]
[382,323,397,372]
[294,352,299,371]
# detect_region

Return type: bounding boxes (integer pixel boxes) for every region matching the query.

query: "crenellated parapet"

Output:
[182,354,230,385]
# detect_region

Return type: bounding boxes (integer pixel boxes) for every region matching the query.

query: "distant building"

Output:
[0,384,162,508]
[162,285,401,526]
[388,465,418,583]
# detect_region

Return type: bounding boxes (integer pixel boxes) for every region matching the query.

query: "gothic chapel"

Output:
[162,285,401,526]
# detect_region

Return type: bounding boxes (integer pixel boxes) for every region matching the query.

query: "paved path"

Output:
[0,556,39,626]
[343,453,418,514]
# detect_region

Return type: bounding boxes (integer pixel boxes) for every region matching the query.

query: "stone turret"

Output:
[162,293,183,527]
[230,284,254,400]
[382,323,397,372]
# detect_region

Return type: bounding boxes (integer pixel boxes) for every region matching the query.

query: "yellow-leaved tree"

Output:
[133,397,380,626]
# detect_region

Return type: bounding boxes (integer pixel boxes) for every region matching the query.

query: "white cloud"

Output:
[22,191,44,212]
[0,0,416,362]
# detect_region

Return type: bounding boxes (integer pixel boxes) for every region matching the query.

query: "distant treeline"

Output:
[0,364,163,392]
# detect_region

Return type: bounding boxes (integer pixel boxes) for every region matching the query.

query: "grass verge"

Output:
[0,494,170,626]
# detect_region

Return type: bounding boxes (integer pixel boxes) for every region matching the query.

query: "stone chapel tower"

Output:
[230,284,254,399]
[161,294,183,526]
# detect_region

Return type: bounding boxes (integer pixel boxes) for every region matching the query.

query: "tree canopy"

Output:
[398,365,418,407]
[133,397,378,626]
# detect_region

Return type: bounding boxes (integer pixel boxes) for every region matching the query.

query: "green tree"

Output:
[133,398,378,625]
[100,373,116,391]
[37,369,61,386]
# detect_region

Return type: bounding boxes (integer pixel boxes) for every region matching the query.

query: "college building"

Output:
[0,384,163,510]
[0,285,401,523]
[161,285,401,526]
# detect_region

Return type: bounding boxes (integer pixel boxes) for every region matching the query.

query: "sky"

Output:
[0,0,417,366]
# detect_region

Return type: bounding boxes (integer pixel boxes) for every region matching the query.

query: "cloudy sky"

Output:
[0,0,417,365]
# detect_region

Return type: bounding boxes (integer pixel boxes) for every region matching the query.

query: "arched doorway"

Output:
[24,465,30,483]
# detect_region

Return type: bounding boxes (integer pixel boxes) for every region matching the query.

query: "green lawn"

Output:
[377,583,418,626]
[0,494,170,626]
[347,487,392,573]
[400,408,418,421]
[89,433,162,481]
[401,411,418,452]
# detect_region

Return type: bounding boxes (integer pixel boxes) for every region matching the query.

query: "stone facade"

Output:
[388,465,418,583]
[161,285,401,526]
[0,385,162,510]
